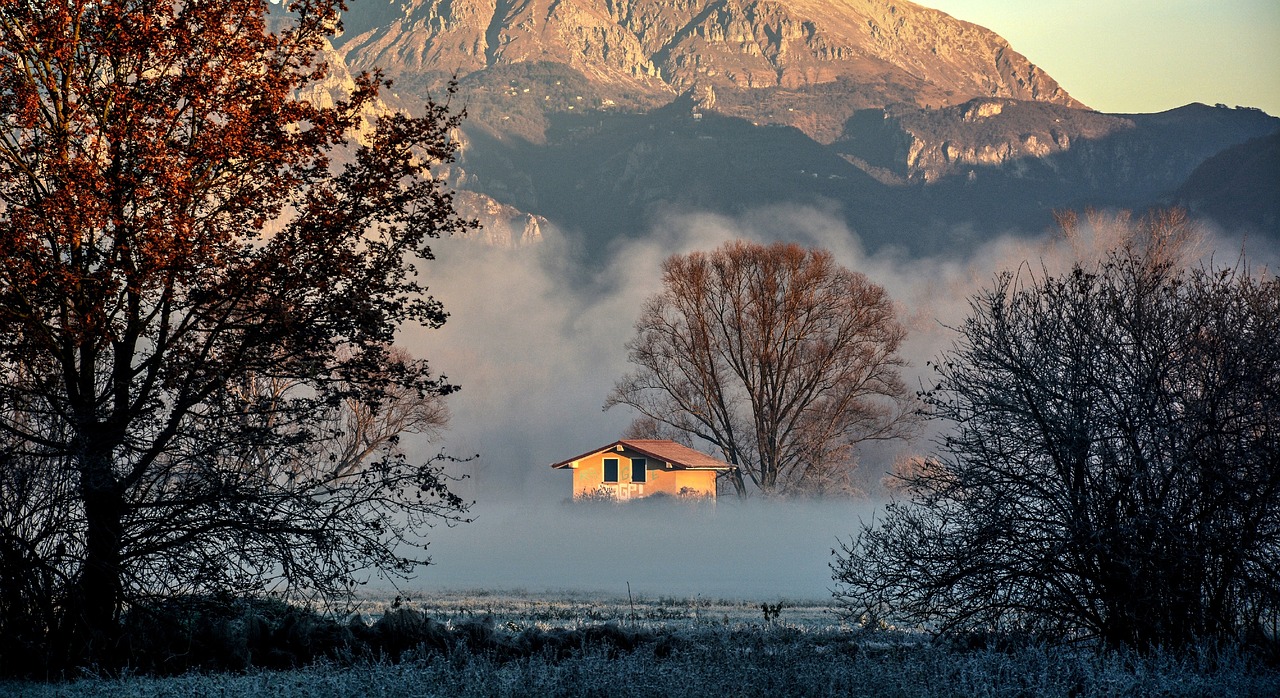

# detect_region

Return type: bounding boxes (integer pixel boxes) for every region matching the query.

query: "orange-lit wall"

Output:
[566,447,718,500]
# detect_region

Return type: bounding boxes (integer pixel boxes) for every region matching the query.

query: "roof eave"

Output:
[548,440,626,469]
[549,440,735,471]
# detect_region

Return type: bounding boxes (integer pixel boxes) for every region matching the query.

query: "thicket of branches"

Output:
[0,0,473,673]
[834,213,1280,649]
[607,240,917,497]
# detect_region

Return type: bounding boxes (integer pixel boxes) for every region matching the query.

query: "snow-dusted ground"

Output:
[8,592,1277,697]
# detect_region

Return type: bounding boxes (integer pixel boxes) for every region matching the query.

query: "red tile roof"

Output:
[550,439,734,470]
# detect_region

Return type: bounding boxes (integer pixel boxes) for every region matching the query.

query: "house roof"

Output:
[550,439,734,471]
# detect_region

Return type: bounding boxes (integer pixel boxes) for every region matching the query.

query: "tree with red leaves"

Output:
[0,0,473,670]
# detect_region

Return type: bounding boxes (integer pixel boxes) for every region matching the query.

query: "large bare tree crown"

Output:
[833,210,1280,649]
[607,240,918,498]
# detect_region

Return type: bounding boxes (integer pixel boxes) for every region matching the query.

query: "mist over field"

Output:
[406,499,875,600]
[395,206,1277,598]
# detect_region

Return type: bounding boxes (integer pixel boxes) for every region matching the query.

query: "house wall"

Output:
[568,447,718,500]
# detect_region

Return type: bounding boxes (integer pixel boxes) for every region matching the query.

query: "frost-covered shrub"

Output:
[116,596,359,675]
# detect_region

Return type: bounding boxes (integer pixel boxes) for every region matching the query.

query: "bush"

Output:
[115,596,357,676]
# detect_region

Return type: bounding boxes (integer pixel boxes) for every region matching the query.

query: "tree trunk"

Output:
[68,455,125,667]
[724,467,748,498]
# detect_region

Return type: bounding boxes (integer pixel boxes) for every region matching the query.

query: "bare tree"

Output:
[0,0,473,669]
[606,241,917,497]
[833,216,1280,649]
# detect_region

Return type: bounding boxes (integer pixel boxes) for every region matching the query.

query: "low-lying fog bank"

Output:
[409,499,877,601]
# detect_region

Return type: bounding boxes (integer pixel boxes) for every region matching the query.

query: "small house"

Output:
[550,439,733,501]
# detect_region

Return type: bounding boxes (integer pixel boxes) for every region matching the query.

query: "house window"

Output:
[631,458,647,483]
[603,458,619,483]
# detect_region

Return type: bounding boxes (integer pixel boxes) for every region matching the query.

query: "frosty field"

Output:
[4,591,1276,697]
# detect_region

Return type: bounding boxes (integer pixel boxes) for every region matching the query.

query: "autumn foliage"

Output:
[0,0,473,673]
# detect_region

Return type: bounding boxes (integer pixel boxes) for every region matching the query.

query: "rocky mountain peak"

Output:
[337,0,1085,142]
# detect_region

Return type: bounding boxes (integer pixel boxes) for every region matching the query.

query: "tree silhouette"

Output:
[833,215,1280,648]
[0,0,473,669]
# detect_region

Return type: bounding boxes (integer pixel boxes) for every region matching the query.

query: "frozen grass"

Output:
[5,592,1277,697]
[349,588,840,631]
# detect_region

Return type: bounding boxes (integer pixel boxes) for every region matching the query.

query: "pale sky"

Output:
[923,1,1280,115]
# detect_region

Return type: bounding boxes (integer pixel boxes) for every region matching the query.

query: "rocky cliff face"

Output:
[340,0,664,88]
[296,39,398,145]
[833,100,1280,192]
[836,98,1133,183]
[453,190,548,247]
[634,0,1081,106]
[337,0,1084,142]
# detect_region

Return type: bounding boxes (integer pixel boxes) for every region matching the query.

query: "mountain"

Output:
[834,100,1280,202]
[451,99,1278,257]
[337,0,1082,142]
[324,1,1279,256]
[1175,131,1280,235]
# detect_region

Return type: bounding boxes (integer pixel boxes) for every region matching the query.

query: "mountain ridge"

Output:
[323,1,1279,255]
[337,0,1083,143]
